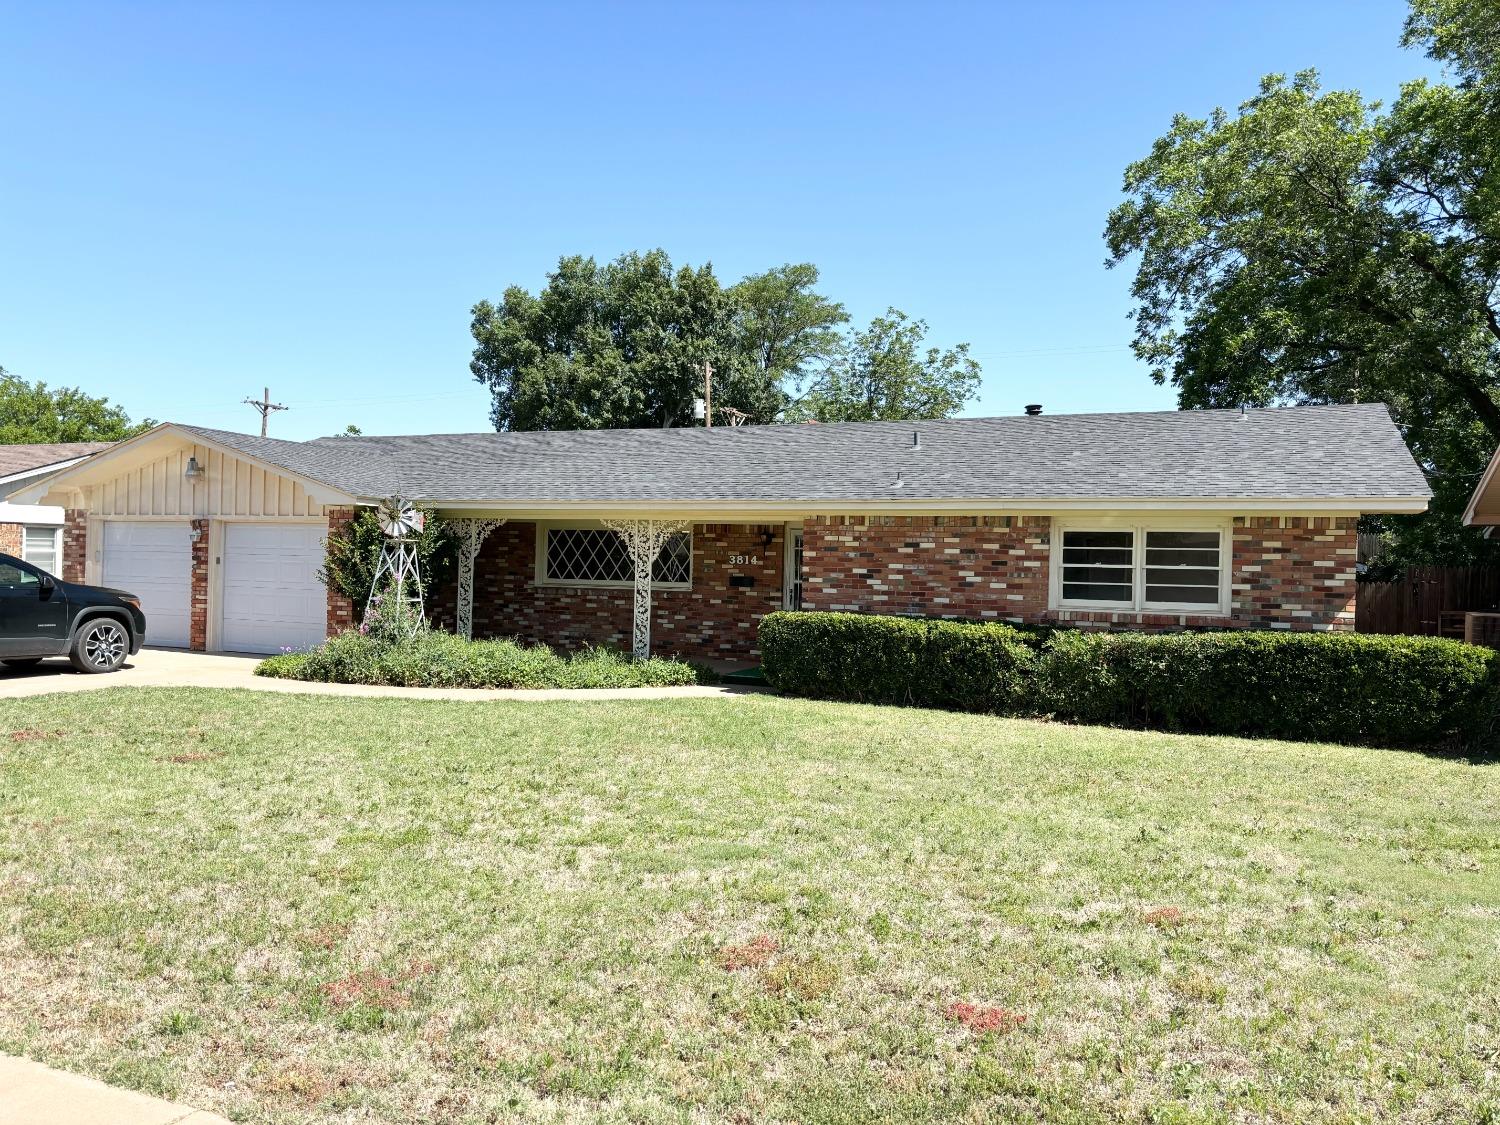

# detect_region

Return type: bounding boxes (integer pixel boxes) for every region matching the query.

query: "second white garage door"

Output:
[220,523,329,654]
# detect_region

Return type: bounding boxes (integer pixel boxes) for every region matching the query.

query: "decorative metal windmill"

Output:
[366,496,426,620]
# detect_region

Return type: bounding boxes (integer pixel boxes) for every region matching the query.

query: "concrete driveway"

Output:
[0,647,750,702]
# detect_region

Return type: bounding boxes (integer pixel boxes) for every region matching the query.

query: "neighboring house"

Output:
[0,442,114,572]
[14,404,1429,657]
[1463,448,1500,531]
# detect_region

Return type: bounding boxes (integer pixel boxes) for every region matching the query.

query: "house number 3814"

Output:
[728,554,761,566]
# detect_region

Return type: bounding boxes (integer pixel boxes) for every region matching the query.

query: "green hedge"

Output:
[758,612,1038,713]
[256,631,699,690]
[759,611,1500,749]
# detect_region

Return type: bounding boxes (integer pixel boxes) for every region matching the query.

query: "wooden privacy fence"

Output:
[1357,566,1500,637]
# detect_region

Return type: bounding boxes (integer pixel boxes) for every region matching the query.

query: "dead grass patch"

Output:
[319,970,411,1011]
[8,729,64,743]
[1142,905,1185,928]
[943,1001,1028,1034]
[718,934,779,971]
[295,923,351,952]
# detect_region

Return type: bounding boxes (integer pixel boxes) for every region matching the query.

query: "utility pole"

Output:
[703,360,714,428]
[242,387,288,437]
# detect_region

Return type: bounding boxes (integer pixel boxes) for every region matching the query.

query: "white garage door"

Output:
[102,522,192,649]
[221,523,328,654]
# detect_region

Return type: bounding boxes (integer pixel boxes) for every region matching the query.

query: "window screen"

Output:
[1143,530,1221,606]
[1061,530,1134,604]
[21,526,59,575]
[543,528,691,586]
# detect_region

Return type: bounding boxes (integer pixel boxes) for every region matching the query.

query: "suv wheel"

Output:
[70,619,129,674]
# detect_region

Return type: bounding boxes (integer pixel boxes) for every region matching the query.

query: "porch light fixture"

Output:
[184,455,205,481]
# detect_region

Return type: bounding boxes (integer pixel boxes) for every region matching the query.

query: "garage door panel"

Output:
[221,523,328,654]
[102,522,191,649]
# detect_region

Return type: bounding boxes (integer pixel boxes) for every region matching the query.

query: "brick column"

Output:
[189,518,210,651]
[0,523,21,556]
[325,508,356,638]
[62,509,88,583]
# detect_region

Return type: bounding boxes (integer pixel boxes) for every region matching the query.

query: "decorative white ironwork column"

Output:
[601,518,689,661]
[454,518,506,639]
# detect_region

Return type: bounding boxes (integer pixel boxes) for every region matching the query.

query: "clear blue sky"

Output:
[1,0,1432,440]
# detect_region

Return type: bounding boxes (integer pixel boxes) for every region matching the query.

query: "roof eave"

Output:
[414,495,1432,519]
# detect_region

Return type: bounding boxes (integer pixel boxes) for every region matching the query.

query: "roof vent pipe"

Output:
[912,430,921,449]
[1240,402,1249,418]
[1024,404,1043,416]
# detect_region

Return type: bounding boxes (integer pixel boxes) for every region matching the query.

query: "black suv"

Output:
[0,553,146,673]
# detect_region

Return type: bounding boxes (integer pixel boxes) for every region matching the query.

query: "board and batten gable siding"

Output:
[83,444,329,520]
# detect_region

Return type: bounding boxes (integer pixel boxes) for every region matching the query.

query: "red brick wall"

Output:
[444,521,786,661]
[802,513,1358,633]
[189,518,209,651]
[1230,515,1357,630]
[0,522,20,557]
[431,512,1357,656]
[325,508,356,638]
[62,509,87,583]
[802,515,1051,622]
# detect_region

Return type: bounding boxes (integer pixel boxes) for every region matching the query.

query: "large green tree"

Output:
[1104,0,1500,568]
[728,262,849,395]
[787,308,981,423]
[471,250,785,431]
[471,253,981,431]
[0,368,153,444]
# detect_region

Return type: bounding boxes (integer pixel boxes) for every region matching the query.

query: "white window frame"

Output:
[534,521,693,591]
[1049,517,1231,616]
[20,524,63,574]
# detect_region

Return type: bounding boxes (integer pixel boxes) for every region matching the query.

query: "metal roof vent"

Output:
[911,430,921,449]
[894,471,905,489]
[1024,404,1043,416]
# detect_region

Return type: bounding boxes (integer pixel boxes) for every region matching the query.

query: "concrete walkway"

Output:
[0,1054,229,1125]
[0,647,760,702]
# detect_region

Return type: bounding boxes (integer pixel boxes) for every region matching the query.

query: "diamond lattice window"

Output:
[543,527,692,586]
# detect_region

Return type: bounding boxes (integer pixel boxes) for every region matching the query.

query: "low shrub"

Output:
[758,611,1500,749]
[1037,629,1498,747]
[255,630,699,690]
[758,611,1037,714]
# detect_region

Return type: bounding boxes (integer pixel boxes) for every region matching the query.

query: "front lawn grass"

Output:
[1,689,1496,1123]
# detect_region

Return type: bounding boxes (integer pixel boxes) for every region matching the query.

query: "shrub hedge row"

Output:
[759,611,1500,749]
[256,631,699,690]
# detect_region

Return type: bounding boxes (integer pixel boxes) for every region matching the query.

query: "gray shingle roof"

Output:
[177,404,1430,505]
[0,441,113,478]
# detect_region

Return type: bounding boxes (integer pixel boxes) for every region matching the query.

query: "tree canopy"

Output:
[787,309,981,423]
[0,368,153,444]
[1104,0,1500,568]
[470,251,979,431]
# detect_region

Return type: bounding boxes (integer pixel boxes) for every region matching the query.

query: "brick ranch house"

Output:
[15,404,1429,660]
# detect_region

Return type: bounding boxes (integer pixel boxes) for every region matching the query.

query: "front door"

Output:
[784,529,804,610]
[0,555,69,657]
